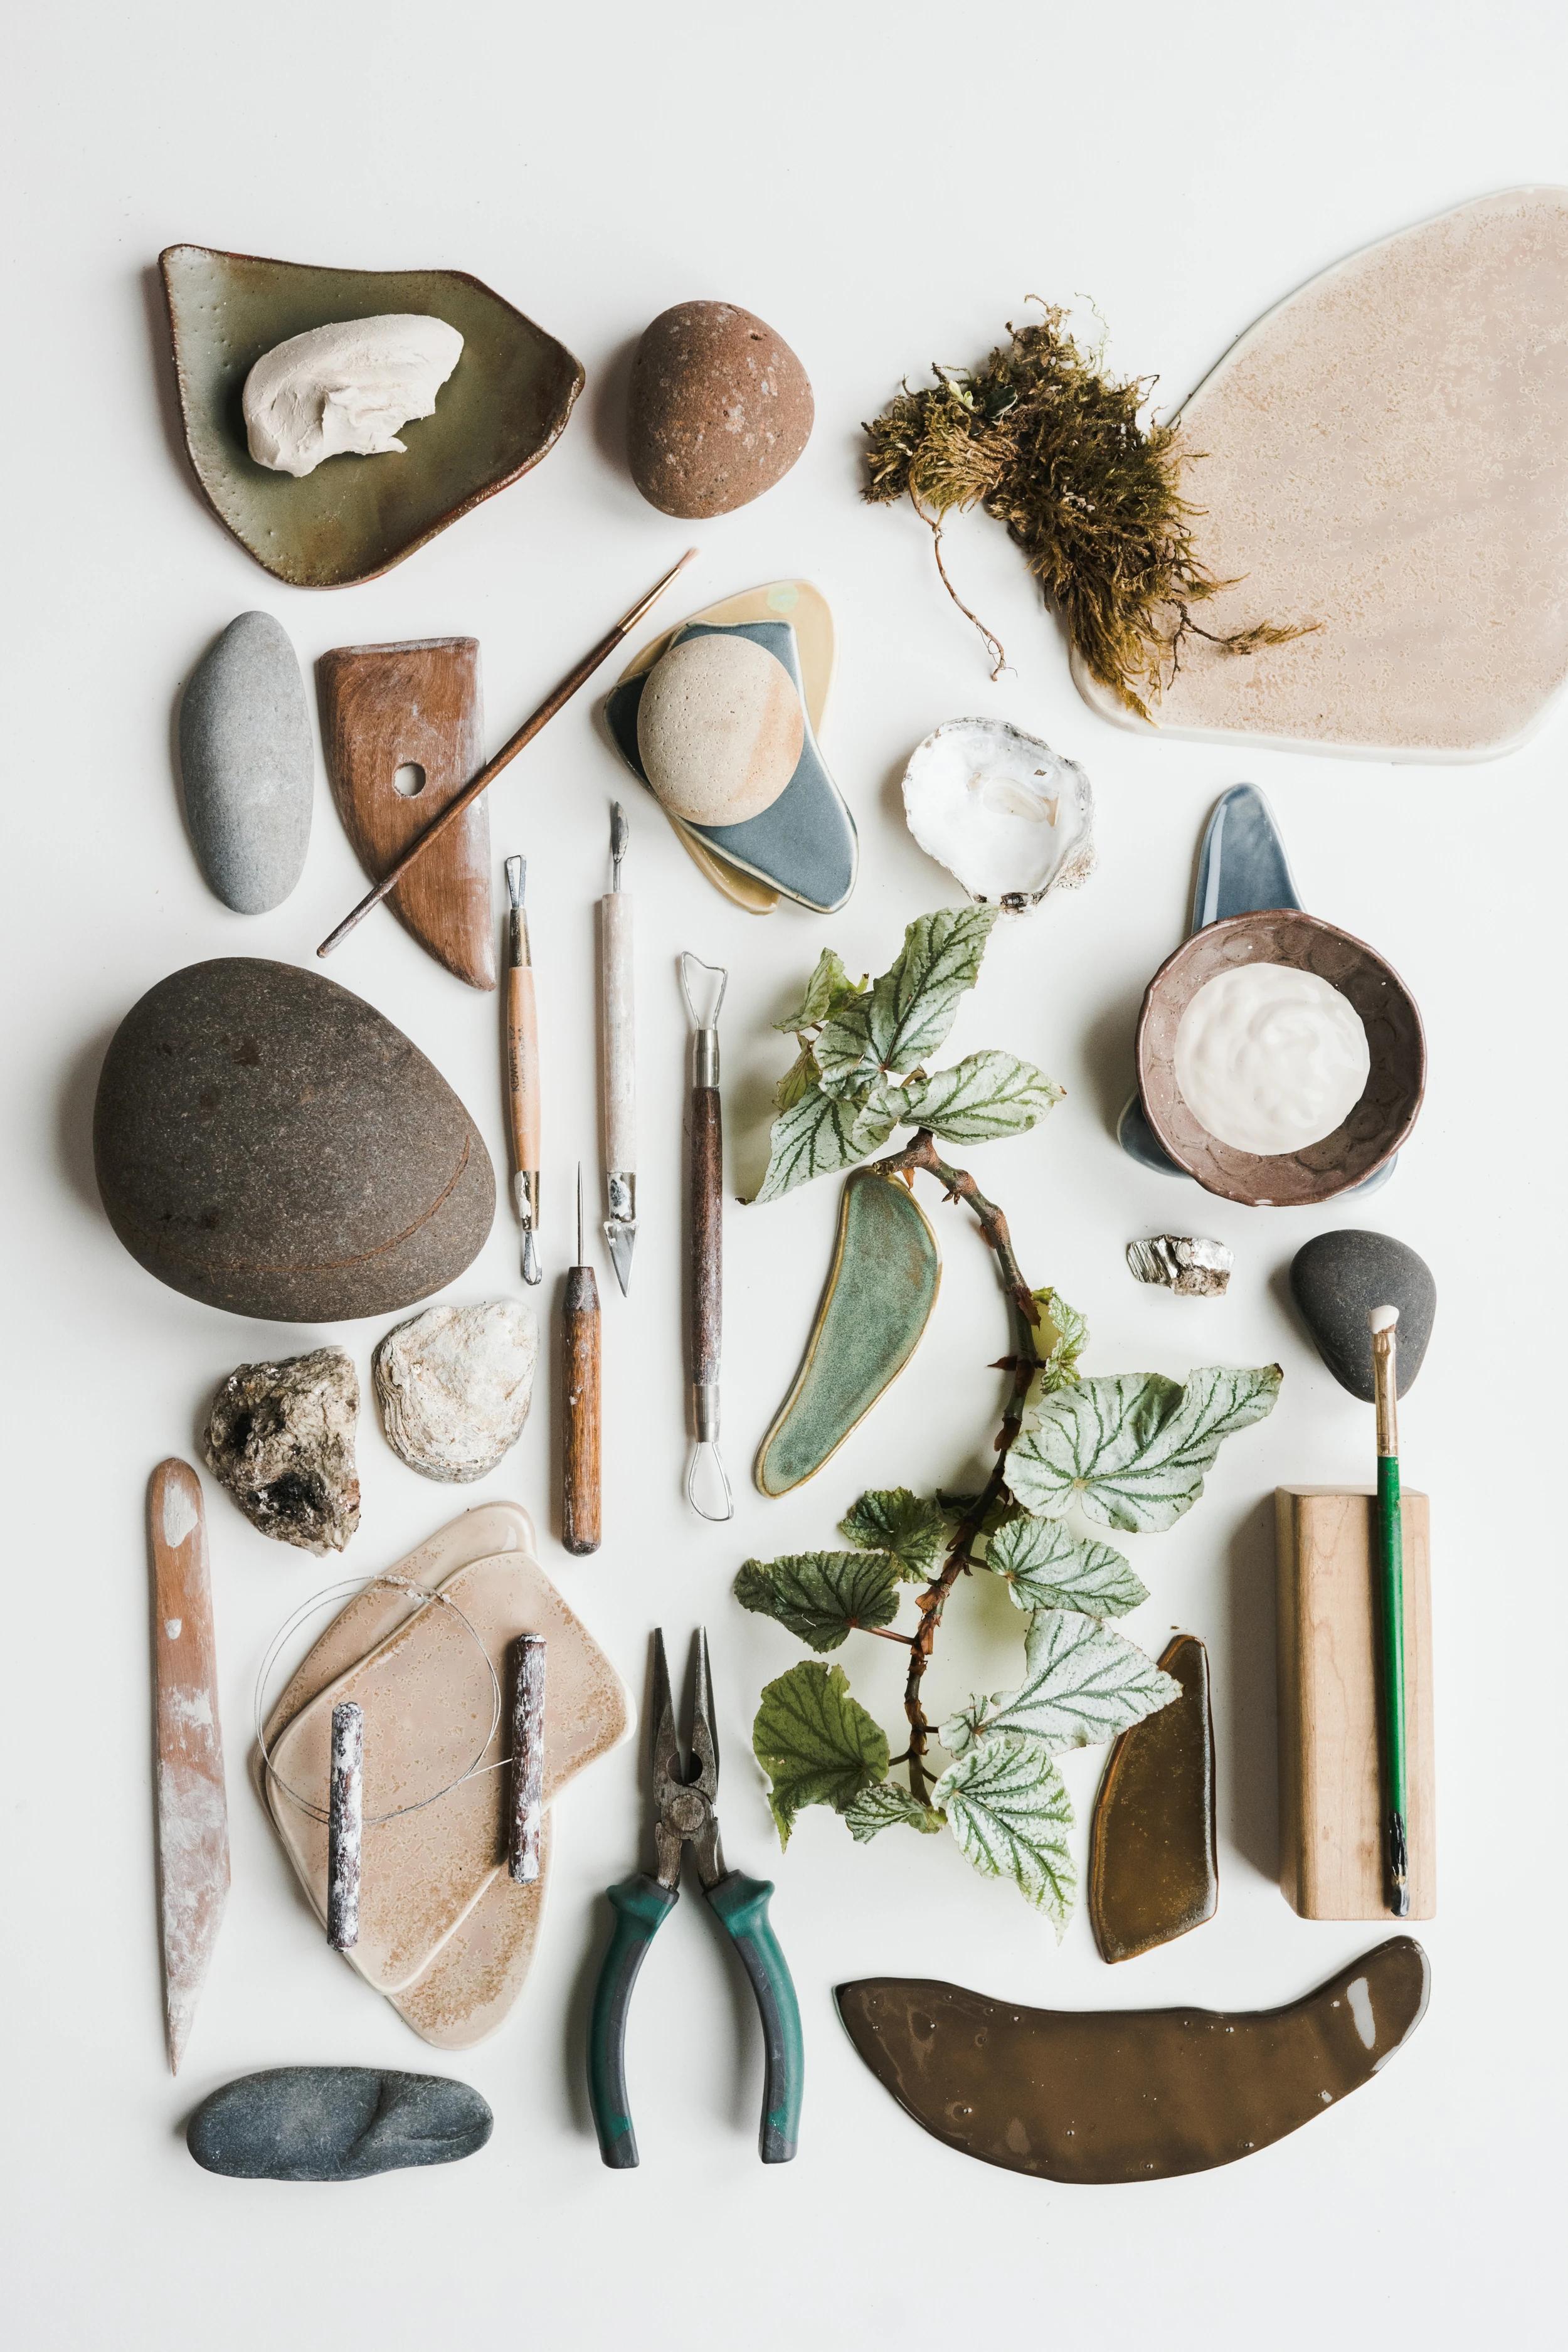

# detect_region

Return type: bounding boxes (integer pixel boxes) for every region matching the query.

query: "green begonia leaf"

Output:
[983,1517,1147,1617]
[755,1079,908,1201]
[771,949,866,1034]
[1030,1288,1089,1397]
[752,1661,889,1845]
[734,1552,904,1652]
[817,906,998,1089]
[1008,1365,1282,1532]
[839,1488,949,1579]
[844,1779,946,1841]
[942,1608,1177,1756]
[904,1051,1063,1143]
[931,1735,1076,1932]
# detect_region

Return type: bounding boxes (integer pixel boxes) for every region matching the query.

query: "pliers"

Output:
[588,1628,803,2166]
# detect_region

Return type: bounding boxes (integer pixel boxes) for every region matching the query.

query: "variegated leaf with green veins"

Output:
[839,1487,949,1579]
[774,1044,818,1111]
[734,1552,903,1653]
[753,1078,910,1201]
[941,1608,1177,1757]
[771,948,866,1035]
[844,1779,946,1841]
[903,1051,1063,1143]
[1030,1288,1089,1399]
[1007,1364,1282,1532]
[752,1661,889,1844]
[983,1516,1147,1618]
[817,905,998,1090]
[932,1735,1076,1932]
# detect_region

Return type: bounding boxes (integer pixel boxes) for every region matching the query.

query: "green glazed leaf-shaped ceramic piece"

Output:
[159,245,583,588]
[755,1170,940,1496]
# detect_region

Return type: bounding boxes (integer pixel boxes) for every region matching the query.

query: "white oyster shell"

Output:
[901,719,1094,908]
[373,1300,538,1483]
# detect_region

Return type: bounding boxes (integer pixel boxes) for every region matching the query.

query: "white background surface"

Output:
[4,5,1563,2344]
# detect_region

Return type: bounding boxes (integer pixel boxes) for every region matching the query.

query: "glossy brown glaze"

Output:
[836,1938,1428,2183]
[1090,1633,1217,1963]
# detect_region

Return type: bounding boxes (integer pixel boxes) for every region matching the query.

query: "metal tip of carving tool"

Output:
[576,1162,585,1266]
[521,1226,541,1286]
[603,1217,637,1297]
[685,1441,734,1524]
[505,854,526,909]
[610,800,628,890]
[1387,1812,1411,1917]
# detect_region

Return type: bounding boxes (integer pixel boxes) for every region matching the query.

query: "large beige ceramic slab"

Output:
[1076,188,1568,760]
[263,1504,630,2005]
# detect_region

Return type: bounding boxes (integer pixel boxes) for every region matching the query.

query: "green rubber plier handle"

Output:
[588,1867,803,2168]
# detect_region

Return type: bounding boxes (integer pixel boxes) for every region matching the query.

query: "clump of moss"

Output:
[864,307,1313,718]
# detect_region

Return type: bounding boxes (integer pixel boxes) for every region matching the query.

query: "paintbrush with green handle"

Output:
[1369,1305,1409,1918]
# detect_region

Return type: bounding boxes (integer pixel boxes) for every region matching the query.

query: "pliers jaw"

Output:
[649,1627,727,1892]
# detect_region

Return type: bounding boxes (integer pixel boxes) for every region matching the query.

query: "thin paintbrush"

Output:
[1369,1305,1409,1918]
[504,854,541,1284]
[317,549,698,959]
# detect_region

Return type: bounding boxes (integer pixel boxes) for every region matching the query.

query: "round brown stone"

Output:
[627,300,813,519]
[93,958,494,1322]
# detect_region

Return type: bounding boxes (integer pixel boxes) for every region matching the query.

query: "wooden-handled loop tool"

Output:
[504,854,542,1284]
[562,1165,603,1555]
[681,954,733,1523]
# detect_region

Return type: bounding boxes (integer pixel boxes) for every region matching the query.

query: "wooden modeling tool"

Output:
[508,1633,547,1885]
[681,955,733,1522]
[504,854,542,1285]
[149,1459,230,2074]
[562,1165,602,1555]
[317,550,698,958]
[1369,1306,1409,1916]
[327,1700,363,1952]
[599,803,637,1295]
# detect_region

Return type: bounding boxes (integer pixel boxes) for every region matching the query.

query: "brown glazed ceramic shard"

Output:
[159,245,583,590]
[836,1939,1429,2183]
[1089,1633,1217,1963]
[319,640,493,990]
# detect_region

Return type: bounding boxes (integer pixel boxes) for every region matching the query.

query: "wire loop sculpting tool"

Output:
[599,804,637,1295]
[504,855,542,1283]
[680,954,733,1522]
[587,1629,803,2168]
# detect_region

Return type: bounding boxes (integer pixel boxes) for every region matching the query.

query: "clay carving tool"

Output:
[149,1459,230,2074]
[598,803,637,1294]
[508,1633,547,1885]
[318,549,698,958]
[562,1165,602,1555]
[587,1628,803,2167]
[504,854,542,1284]
[1369,1306,1409,1917]
[327,1699,363,1952]
[681,954,733,1521]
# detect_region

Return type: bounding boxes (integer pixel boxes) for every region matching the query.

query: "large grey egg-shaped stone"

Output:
[179,613,313,913]
[93,958,494,1322]
[1289,1229,1436,1401]
[628,301,813,518]
[186,2067,492,2180]
[637,632,804,824]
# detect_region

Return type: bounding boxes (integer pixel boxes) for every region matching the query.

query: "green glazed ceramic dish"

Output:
[160,245,583,588]
[756,1169,940,1496]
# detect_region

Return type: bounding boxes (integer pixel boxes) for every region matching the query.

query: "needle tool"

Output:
[599,803,637,1295]
[504,854,541,1283]
[680,953,733,1522]
[561,1165,601,1555]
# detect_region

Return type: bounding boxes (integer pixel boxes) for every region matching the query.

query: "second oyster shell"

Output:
[902,719,1094,909]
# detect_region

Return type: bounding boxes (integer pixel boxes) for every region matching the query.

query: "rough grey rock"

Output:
[93,958,495,1322]
[204,1347,360,1552]
[373,1300,539,1481]
[179,613,312,913]
[186,2067,492,2181]
[1289,1229,1436,1401]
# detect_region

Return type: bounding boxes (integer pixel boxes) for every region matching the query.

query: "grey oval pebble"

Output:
[93,957,494,1322]
[637,632,804,825]
[186,2066,492,2181]
[180,612,312,913]
[1289,1229,1436,1401]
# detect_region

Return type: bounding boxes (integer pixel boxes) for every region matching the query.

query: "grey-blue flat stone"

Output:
[1289,1229,1436,1401]
[186,2067,492,2181]
[180,612,312,913]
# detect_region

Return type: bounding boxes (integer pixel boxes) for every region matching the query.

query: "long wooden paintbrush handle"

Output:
[563,1264,601,1555]
[506,961,541,1190]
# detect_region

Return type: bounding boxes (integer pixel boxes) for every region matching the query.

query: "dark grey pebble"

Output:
[180,613,312,914]
[186,2067,492,2181]
[93,957,494,1322]
[1289,1229,1436,1401]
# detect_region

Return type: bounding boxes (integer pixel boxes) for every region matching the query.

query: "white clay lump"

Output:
[243,315,464,479]
[901,719,1094,908]
[1173,963,1370,1156]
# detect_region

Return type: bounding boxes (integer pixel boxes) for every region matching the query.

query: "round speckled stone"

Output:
[1290,1229,1436,1401]
[93,958,494,1322]
[186,2067,492,2181]
[627,300,813,519]
[179,612,312,914]
[637,632,804,824]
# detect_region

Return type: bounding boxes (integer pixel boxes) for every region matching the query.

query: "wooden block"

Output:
[1275,1486,1435,1919]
